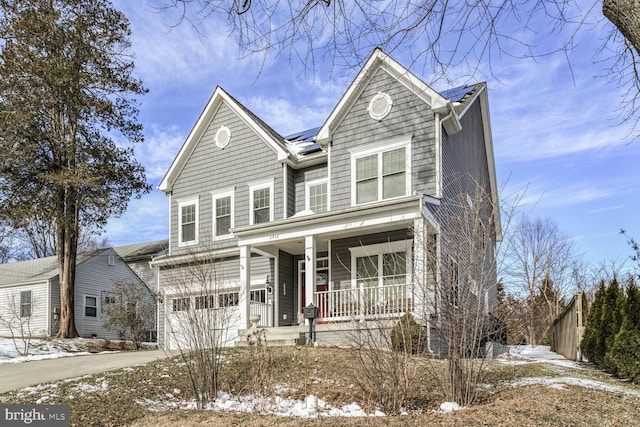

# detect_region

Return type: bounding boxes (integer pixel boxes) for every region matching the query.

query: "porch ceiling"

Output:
[232,195,424,254]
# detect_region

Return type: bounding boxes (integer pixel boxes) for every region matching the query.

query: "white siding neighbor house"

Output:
[0,241,166,340]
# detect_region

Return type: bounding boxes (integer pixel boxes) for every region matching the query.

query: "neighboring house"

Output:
[153,48,500,350]
[0,242,164,339]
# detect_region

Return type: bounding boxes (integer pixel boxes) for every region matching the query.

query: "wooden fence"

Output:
[550,293,586,361]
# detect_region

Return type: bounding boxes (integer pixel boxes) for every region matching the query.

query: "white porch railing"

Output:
[314,283,413,322]
[250,302,272,327]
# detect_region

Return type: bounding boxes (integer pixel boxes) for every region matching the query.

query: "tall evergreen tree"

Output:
[581,280,606,364]
[600,277,625,371]
[0,0,149,337]
[607,279,640,381]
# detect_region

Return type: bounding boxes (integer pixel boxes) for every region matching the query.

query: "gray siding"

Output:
[432,99,497,310]
[293,163,328,214]
[329,68,438,211]
[169,102,285,255]
[74,248,148,340]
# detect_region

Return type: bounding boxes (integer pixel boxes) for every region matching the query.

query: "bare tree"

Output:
[158,0,640,134]
[159,242,239,408]
[413,176,506,406]
[506,216,580,345]
[102,279,156,349]
[0,289,37,355]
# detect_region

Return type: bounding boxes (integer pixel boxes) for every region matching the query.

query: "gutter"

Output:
[434,100,462,135]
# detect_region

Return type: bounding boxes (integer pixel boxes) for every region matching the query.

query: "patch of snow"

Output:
[135,391,386,418]
[509,376,640,397]
[439,402,462,413]
[0,337,103,365]
[497,345,581,369]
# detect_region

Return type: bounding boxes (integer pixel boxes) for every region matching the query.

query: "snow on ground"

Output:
[498,345,582,369]
[0,337,97,365]
[135,391,387,418]
[3,340,639,418]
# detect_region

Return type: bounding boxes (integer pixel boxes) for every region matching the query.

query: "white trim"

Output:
[350,136,412,206]
[211,188,235,240]
[177,197,199,247]
[349,240,412,288]
[214,125,231,149]
[159,87,289,192]
[368,92,393,121]
[249,180,274,225]
[305,178,329,213]
[84,294,98,318]
[316,49,448,145]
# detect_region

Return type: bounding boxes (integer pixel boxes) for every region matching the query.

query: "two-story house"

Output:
[153,49,500,350]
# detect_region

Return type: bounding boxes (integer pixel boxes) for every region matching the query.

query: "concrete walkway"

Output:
[0,350,170,393]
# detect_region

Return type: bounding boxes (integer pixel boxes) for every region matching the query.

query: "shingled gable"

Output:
[158,86,291,193]
[316,48,462,146]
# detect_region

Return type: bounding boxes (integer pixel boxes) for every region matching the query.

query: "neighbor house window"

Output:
[212,189,234,238]
[20,291,32,318]
[172,297,190,312]
[85,295,97,317]
[351,137,411,205]
[178,198,199,245]
[306,179,328,213]
[249,181,273,225]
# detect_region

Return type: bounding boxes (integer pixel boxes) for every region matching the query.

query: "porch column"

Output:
[304,234,316,325]
[239,244,251,329]
[413,218,427,321]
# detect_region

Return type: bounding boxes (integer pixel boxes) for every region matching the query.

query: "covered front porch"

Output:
[234,195,439,333]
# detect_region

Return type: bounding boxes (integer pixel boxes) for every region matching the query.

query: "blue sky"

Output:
[105,2,640,272]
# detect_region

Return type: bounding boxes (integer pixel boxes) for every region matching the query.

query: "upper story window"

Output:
[249,181,274,225]
[306,179,328,213]
[178,198,199,245]
[351,136,411,206]
[212,189,234,238]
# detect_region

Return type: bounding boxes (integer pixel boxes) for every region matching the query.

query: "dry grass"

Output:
[2,345,639,426]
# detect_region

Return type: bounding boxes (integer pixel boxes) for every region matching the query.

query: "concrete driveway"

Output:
[0,350,170,394]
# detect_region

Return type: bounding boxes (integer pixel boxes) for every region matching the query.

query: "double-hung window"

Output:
[306,179,328,213]
[85,295,98,317]
[249,181,273,225]
[20,291,32,318]
[212,189,234,238]
[352,136,411,205]
[178,198,199,245]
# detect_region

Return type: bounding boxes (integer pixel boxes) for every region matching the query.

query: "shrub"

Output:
[391,312,425,354]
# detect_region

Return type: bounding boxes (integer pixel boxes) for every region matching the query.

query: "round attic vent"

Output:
[368,92,393,121]
[214,126,231,149]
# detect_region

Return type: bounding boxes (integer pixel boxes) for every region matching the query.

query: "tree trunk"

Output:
[603,0,640,56]
[55,188,79,338]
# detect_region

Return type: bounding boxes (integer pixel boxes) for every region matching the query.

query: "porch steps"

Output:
[236,325,307,347]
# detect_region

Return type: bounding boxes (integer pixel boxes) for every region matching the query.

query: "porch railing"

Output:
[314,282,413,322]
[250,302,272,327]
